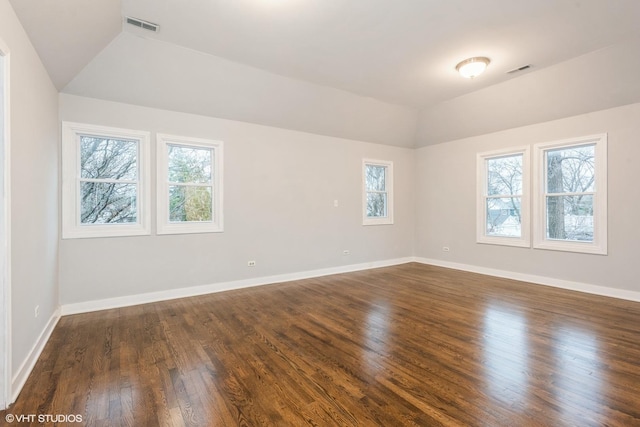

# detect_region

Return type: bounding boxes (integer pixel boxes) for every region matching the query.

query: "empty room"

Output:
[1,0,640,425]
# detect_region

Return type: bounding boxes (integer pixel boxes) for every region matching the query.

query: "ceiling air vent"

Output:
[125,16,159,32]
[507,64,532,74]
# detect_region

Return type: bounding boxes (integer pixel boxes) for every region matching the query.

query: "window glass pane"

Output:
[80,136,138,180]
[546,195,593,241]
[169,186,213,222]
[168,145,212,184]
[365,165,386,191]
[487,154,522,196]
[80,182,137,224]
[486,197,522,237]
[366,192,387,218]
[546,144,595,194]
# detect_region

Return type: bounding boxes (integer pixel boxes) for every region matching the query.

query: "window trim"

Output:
[476,146,531,248]
[362,159,394,226]
[532,134,607,255]
[156,133,224,235]
[61,122,151,239]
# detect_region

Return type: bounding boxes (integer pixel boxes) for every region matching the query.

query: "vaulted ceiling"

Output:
[9,0,640,147]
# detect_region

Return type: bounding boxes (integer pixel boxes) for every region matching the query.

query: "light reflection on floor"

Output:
[482,301,606,424]
[482,304,529,407]
[363,301,391,375]
[552,326,603,424]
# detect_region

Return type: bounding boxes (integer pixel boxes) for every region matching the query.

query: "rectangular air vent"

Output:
[507,64,532,74]
[125,16,159,32]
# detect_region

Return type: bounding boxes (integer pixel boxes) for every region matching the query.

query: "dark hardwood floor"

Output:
[3,263,640,426]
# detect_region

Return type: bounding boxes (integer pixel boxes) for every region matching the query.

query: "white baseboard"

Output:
[61,257,414,315]
[11,307,61,402]
[414,257,640,303]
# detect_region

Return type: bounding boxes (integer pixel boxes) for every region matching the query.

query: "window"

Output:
[363,159,393,225]
[533,134,607,254]
[157,134,223,234]
[477,147,530,247]
[61,122,150,238]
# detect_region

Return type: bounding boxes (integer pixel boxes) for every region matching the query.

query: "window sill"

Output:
[533,240,607,255]
[62,224,150,239]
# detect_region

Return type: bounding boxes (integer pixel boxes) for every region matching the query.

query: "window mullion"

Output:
[544,191,594,197]
[485,194,522,199]
[80,178,138,184]
[167,182,213,187]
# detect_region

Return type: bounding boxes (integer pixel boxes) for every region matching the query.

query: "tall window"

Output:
[157,134,223,234]
[363,159,393,225]
[477,147,530,247]
[62,122,150,238]
[533,134,607,254]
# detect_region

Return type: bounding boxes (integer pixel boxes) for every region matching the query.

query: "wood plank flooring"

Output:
[2,262,640,426]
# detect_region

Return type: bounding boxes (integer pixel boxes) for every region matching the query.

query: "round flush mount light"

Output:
[456,57,490,79]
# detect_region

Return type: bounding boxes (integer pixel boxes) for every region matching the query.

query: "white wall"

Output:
[63,32,419,148]
[416,102,640,293]
[59,94,415,306]
[0,0,59,396]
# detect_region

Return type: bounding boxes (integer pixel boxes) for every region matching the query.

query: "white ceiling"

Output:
[122,0,640,108]
[8,0,121,89]
[10,0,640,145]
[12,0,640,106]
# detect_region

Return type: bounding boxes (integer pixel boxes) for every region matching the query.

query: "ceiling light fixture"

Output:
[455,57,490,79]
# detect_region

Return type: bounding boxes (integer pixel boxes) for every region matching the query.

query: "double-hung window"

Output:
[157,134,223,234]
[363,159,394,225]
[533,134,607,254]
[477,147,530,247]
[62,122,151,238]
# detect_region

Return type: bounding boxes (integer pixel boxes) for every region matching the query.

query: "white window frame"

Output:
[157,134,223,235]
[476,146,531,247]
[362,159,394,226]
[61,122,151,239]
[532,134,607,255]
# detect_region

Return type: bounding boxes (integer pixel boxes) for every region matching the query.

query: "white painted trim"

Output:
[61,122,151,239]
[62,257,413,315]
[476,146,531,248]
[156,133,224,235]
[362,159,394,226]
[11,308,61,403]
[0,38,11,411]
[532,134,608,255]
[413,257,640,303]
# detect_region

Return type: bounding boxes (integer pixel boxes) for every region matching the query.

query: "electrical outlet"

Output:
[35,305,40,318]
[343,250,350,255]
[247,261,256,267]
[334,200,339,207]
